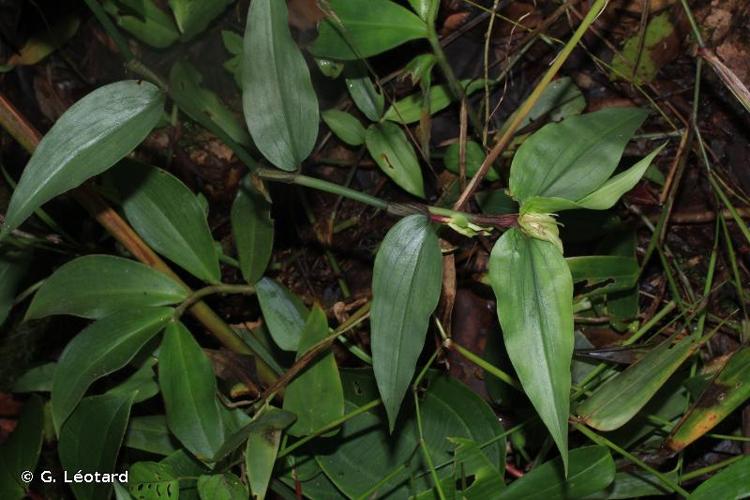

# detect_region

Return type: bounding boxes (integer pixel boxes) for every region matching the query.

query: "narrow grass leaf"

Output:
[371,215,442,429]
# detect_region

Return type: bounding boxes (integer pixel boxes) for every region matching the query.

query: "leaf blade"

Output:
[365,122,425,198]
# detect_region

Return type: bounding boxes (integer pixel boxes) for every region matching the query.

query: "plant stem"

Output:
[173,283,256,319]
[680,454,743,482]
[277,399,381,458]
[453,0,610,210]
[574,423,691,497]
[444,338,521,390]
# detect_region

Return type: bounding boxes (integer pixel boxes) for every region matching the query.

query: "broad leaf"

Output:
[245,408,293,500]
[125,416,179,457]
[444,140,500,181]
[168,0,233,40]
[667,346,750,452]
[128,462,179,500]
[365,122,425,198]
[26,255,187,320]
[255,278,308,351]
[311,0,427,60]
[107,357,160,403]
[197,473,247,500]
[0,396,43,500]
[59,393,134,500]
[242,0,319,171]
[283,305,345,436]
[498,446,615,499]
[384,79,486,124]
[567,255,639,296]
[321,109,366,146]
[13,362,56,393]
[159,321,225,461]
[577,335,697,431]
[688,456,750,500]
[103,0,179,49]
[1,81,164,238]
[316,374,505,498]
[231,183,274,284]
[51,308,172,431]
[169,60,251,147]
[213,406,294,462]
[371,215,442,428]
[509,108,648,204]
[113,162,221,283]
[489,228,573,469]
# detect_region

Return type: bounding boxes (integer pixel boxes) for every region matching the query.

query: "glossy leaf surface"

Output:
[242,0,318,171]
[26,255,187,320]
[489,228,573,469]
[371,215,442,428]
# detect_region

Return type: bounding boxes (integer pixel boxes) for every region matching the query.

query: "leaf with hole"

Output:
[370,215,442,429]
[26,255,187,320]
[128,461,179,500]
[51,308,171,432]
[489,228,573,470]
[0,80,164,239]
[242,0,319,171]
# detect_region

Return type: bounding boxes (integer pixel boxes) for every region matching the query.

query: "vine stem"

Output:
[0,93,279,388]
[453,0,609,210]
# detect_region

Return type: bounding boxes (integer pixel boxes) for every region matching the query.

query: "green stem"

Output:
[574,423,690,497]
[278,399,381,458]
[446,339,521,390]
[680,454,744,482]
[173,283,255,319]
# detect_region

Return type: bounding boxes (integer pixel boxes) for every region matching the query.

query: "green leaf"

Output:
[316,374,505,497]
[245,408,293,500]
[212,406,294,463]
[197,473,247,500]
[365,122,425,198]
[283,305,345,436]
[221,30,242,55]
[688,456,750,500]
[667,346,750,452]
[371,215,442,428]
[611,13,675,85]
[576,335,697,431]
[128,462,179,500]
[103,0,179,49]
[112,162,221,283]
[51,308,172,432]
[0,396,43,500]
[126,416,179,457]
[444,140,500,181]
[169,60,252,147]
[107,357,160,403]
[0,81,164,239]
[384,79,486,124]
[26,255,188,320]
[13,362,56,393]
[231,183,274,284]
[408,0,439,23]
[509,108,648,204]
[500,76,585,133]
[488,228,573,470]
[567,256,639,296]
[255,278,308,352]
[311,0,427,60]
[345,69,384,121]
[0,252,29,324]
[583,469,678,499]
[4,16,79,68]
[59,393,134,500]
[159,321,225,461]
[321,109,366,146]
[498,446,615,499]
[242,0,319,171]
[168,0,233,40]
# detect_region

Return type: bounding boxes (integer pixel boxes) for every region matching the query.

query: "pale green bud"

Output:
[517,212,563,254]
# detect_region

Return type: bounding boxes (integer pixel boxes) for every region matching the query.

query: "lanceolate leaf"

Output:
[489,228,573,470]
[242,0,319,171]
[510,108,648,204]
[113,162,221,283]
[283,305,345,437]
[497,446,615,499]
[168,0,233,40]
[125,415,179,457]
[26,255,188,320]
[383,79,486,124]
[371,215,442,429]
[59,393,134,500]
[321,109,366,147]
[51,308,172,432]
[311,0,427,60]
[567,255,639,296]
[245,408,294,500]
[231,184,274,284]
[0,396,43,500]
[667,346,750,452]
[103,0,179,49]
[576,335,698,431]
[256,278,308,351]
[159,322,225,461]
[0,81,164,239]
[365,122,425,198]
